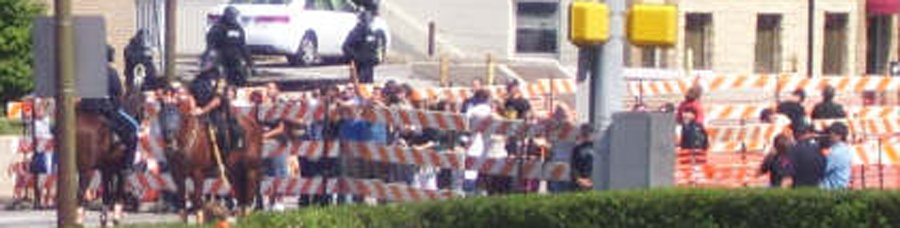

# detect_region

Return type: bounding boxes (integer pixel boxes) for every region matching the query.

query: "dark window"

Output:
[516,1,559,53]
[686,13,713,70]
[823,13,848,75]
[305,0,333,10]
[640,47,668,68]
[867,15,893,75]
[330,0,356,12]
[755,14,783,74]
[232,0,292,4]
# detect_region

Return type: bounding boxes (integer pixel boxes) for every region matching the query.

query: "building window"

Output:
[867,15,893,75]
[685,13,713,70]
[823,13,848,76]
[516,1,559,54]
[755,14,782,74]
[640,47,668,68]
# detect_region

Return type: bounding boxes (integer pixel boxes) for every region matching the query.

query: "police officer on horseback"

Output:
[189,50,244,157]
[206,6,253,87]
[80,46,140,172]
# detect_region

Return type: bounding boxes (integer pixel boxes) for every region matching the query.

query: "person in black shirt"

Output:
[571,124,595,191]
[80,46,139,171]
[124,29,159,92]
[503,81,531,120]
[787,124,826,188]
[188,53,243,156]
[206,6,253,86]
[343,11,381,84]
[811,85,847,120]
[778,89,808,137]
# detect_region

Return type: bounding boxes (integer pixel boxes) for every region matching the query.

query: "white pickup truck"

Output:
[210,0,390,66]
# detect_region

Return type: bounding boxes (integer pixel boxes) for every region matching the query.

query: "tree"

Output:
[0,0,44,108]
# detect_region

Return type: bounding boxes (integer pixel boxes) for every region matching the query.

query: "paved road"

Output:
[0,209,180,228]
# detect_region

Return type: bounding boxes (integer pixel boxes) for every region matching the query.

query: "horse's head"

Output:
[159,89,198,146]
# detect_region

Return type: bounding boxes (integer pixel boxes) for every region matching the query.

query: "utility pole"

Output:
[807,0,815,77]
[165,0,177,82]
[592,0,627,190]
[54,0,78,226]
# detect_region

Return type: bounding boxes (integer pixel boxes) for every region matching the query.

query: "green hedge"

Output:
[232,189,900,228]
[0,118,24,135]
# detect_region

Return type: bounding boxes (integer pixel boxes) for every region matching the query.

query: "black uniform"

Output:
[189,70,243,154]
[788,138,826,188]
[80,67,139,169]
[206,10,253,86]
[124,30,159,91]
[777,101,807,136]
[343,12,380,84]
[811,101,847,120]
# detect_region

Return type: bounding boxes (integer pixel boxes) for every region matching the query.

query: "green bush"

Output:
[0,118,24,135]
[0,0,45,105]
[232,189,900,228]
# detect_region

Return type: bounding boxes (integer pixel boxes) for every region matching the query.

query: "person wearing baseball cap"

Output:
[821,122,852,189]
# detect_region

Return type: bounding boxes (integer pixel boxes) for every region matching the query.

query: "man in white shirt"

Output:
[463,90,493,195]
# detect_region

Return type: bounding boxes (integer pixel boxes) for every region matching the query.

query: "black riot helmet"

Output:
[358,10,374,26]
[353,0,379,14]
[129,29,148,47]
[222,6,240,25]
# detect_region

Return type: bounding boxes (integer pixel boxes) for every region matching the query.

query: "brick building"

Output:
[386,0,899,77]
[29,0,900,77]
[635,0,881,77]
[35,0,137,71]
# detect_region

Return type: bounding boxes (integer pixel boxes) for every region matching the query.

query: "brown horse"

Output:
[163,95,264,222]
[75,112,129,226]
[73,82,147,226]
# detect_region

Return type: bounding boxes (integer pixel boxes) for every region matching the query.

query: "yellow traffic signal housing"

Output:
[569,1,609,46]
[628,4,678,46]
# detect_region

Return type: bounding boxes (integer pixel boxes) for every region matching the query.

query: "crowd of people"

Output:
[124,78,594,210]
[762,86,853,189]
[674,84,854,189]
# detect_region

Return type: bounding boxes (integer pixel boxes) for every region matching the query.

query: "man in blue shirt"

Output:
[821,122,853,189]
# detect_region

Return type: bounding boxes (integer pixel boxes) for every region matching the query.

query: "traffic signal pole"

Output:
[165,0,177,82]
[591,0,626,190]
[54,0,79,226]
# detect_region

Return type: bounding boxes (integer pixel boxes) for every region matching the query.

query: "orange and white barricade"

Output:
[337,178,458,203]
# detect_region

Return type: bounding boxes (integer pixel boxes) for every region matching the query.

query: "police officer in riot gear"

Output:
[125,29,159,92]
[80,46,140,171]
[206,6,254,86]
[189,50,244,156]
[343,11,380,84]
